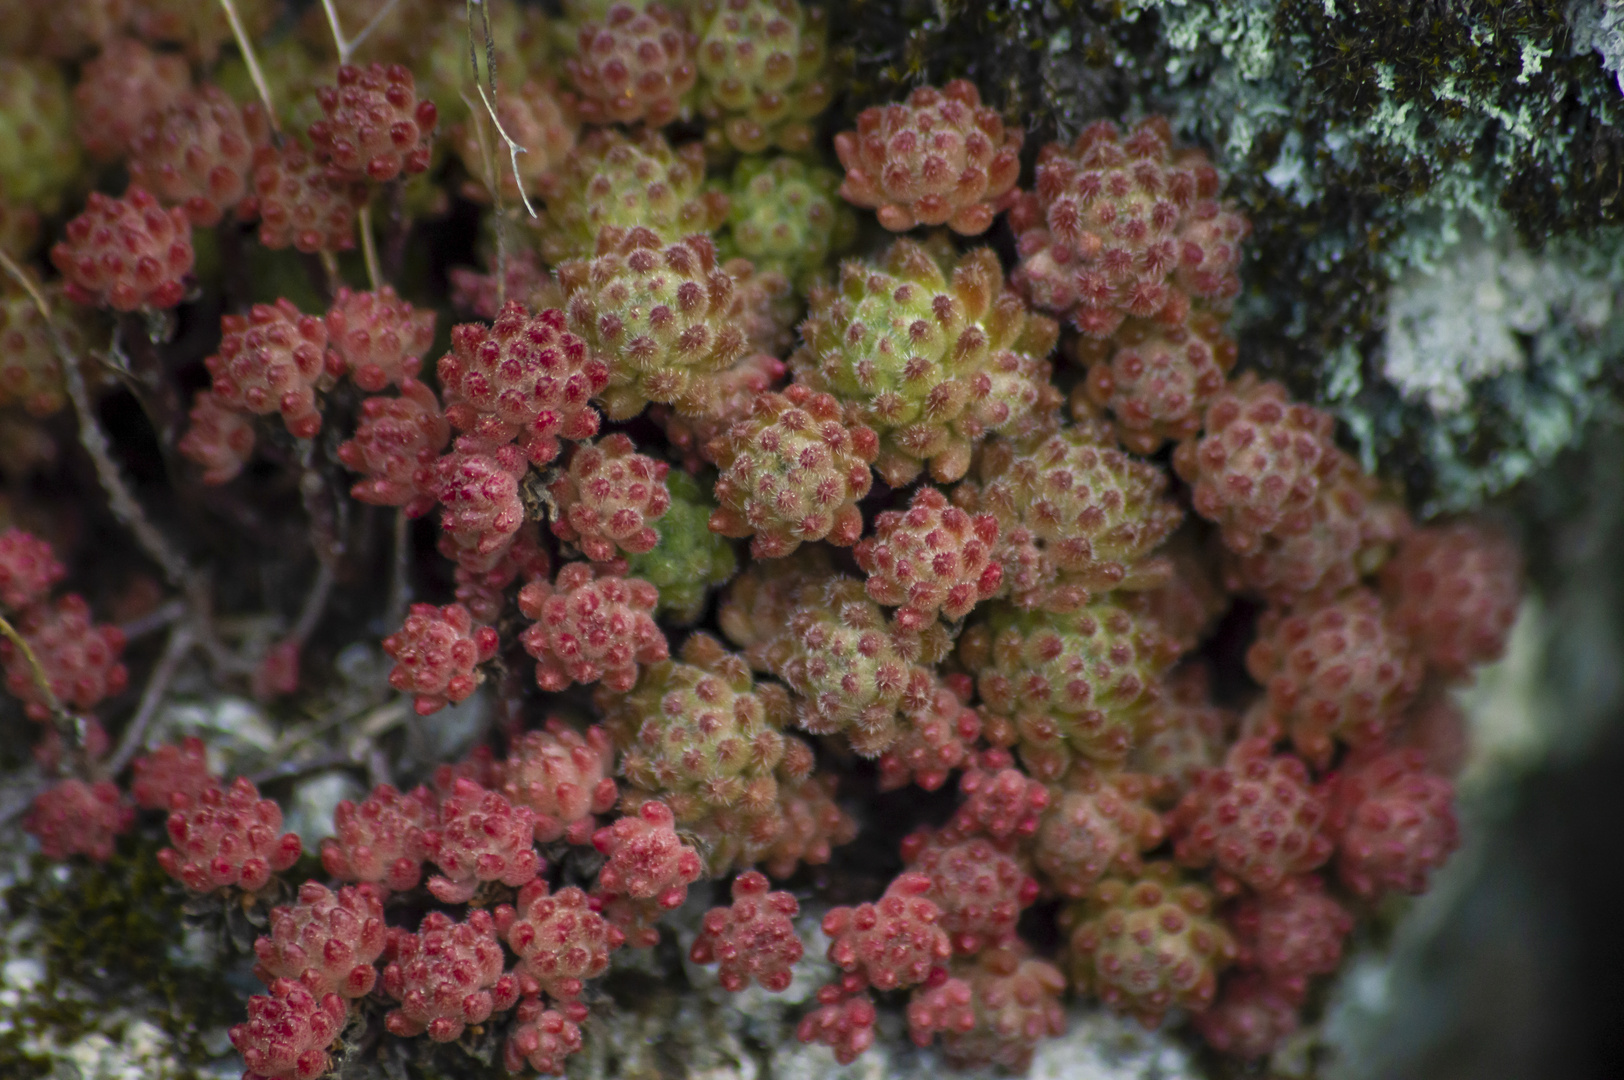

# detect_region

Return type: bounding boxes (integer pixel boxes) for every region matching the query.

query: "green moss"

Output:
[0,833,246,1079]
[829,0,1126,140]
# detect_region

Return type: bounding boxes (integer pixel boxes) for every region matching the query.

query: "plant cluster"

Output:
[0,2,1526,1075]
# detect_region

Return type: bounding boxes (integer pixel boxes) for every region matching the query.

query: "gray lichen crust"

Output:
[830,0,1624,511]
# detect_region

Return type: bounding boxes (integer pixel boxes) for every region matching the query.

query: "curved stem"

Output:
[218,0,280,132]
[0,612,77,741]
[465,0,536,218]
[0,252,195,590]
[359,204,382,291]
[388,508,411,629]
[120,599,187,642]
[103,626,195,779]
[347,0,405,60]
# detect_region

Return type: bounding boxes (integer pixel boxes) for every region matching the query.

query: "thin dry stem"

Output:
[103,626,195,778]
[366,746,393,789]
[322,0,405,65]
[249,747,358,787]
[0,611,79,746]
[218,0,280,132]
[0,252,193,590]
[458,92,514,310]
[461,89,502,203]
[293,439,343,647]
[291,559,337,645]
[66,333,194,588]
[476,84,538,219]
[466,0,537,218]
[319,0,350,61]
[0,254,260,687]
[298,440,346,566]
[388,507,411,629]
[359,203,382,291]
[0,250,49,313]
[192,589,259,677]
[347,0,406,58]
[319,251,343,298]
[120,599,187,642]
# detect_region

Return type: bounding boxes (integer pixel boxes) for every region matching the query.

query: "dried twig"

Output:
[298,440,346,565]
[190,584,259,677]
[0,612,81,749]
[293,439,344,647]
[318,251,343,300]
[0,251,194,591]
[120,599,187,642]
[319,0,350,62]
[359,203,382,291]
[250,696,409,788]
[115,312,186,447]
[218,0,280,132]
[365,746,393,790]
[347,0,406,59]
[63,354,194,588]
[322,0,405,65]
[103,625,195,778]
[388,508,411,629]
[0,249,49,315]
[0,256,290,689]
[249,747,359,787]
[465,0,537,218]
[292,558,338,646]
[461,88,502,202]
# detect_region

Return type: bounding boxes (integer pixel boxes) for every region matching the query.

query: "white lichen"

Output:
[1381,232,1614,414]
[1570,0,1624,95]
[770,1006,1198,1080]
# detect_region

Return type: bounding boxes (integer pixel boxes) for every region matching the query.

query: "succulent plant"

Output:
[1246,587,1424,766]
[954,426,1184,610]
[1010,116,1247,338]
[693,0,833,155]
[565,3,697,127]
[50,187,194,311]
[1381,521,1523,680]
[158,776,303,893]
[1063,862,1235,1025]
[23,778,132,862]
[381,910,520,1042]
[308,63,438,182]
[961,598,1179,779]
[129,85,270,226]
[599,631,789,821]
[537,128,727,264]
[0,57,83,211]
[708,383,878,557]
[834,79,1021,235]
[822,870,952,991]
[718,154,854,285]
[689,869,804,991]
[794,239,1058,485]
[559,229,750,420]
